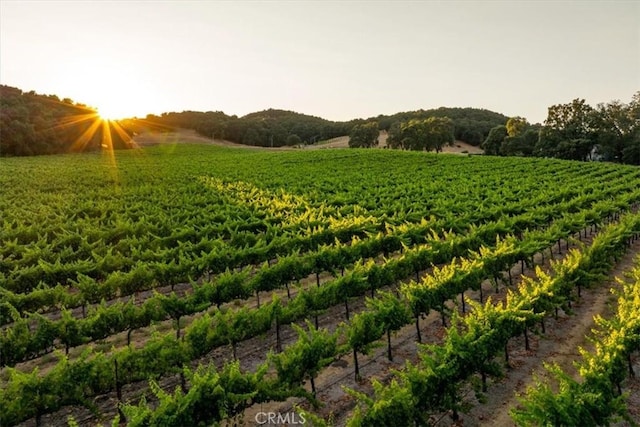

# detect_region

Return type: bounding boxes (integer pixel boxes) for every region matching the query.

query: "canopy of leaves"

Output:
[387,117,455,152]
[348,122,379,148]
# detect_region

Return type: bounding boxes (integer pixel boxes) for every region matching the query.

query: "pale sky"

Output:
[1,1,638,123]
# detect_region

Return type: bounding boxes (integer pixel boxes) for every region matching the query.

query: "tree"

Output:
[242,126,261,146]
[424,116,455,153]
[482,125,508,156]
[386,121,403,149]
[506,116,529,137]
[398,119,428,151]
[591,93,640,162]
[500,129,537,157]
[286,134,302,146]
[386,117,454,152]
[537,99,596,160]
[348,122,379,148]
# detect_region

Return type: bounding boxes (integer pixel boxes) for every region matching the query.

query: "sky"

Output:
[1,1,638,123]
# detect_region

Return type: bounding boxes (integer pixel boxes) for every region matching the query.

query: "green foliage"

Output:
[348,122,379,148]
[123,361,271,426]
[270,321,338,394]
[506,116,529,137]
[482,125,508,156]
[386,116,454,152]
[287,133,302,146]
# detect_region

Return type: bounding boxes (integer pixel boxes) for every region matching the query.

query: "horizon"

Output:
[1,1,638,123]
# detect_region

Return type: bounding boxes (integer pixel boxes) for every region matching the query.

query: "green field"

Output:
[1,145,640,426]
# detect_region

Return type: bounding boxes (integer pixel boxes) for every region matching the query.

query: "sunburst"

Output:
[38,98,139,181]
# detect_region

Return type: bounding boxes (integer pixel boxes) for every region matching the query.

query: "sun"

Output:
[97,104,127,121]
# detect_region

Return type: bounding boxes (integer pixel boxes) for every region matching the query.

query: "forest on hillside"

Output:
[143,107,507,148]
[0,86,132,156]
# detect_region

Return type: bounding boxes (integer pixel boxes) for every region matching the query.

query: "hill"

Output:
[0,85,133,156]
[142,107,506,148]
[142,108,352,147]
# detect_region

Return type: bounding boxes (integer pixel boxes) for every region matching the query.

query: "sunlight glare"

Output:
[98,105,121,121]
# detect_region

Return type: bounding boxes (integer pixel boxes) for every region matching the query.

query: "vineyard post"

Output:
[310,375,316,396]
[175,315,181,339]
[353,348,360,381]
[504,341,509,366]
[275,314,281,353]
[577,281,582,298]
[114,359,126,423]
[180,364,187,393]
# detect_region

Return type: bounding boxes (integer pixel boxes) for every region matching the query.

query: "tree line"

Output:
[2,84,638,164]
[482,93,640,164]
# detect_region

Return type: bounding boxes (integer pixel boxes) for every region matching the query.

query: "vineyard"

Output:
[1,145,640,426]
